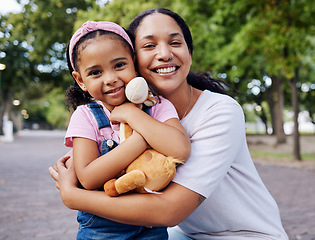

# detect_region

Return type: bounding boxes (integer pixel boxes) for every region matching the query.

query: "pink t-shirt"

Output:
[65,97,178,155]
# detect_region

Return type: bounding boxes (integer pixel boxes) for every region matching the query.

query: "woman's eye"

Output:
[143,43,155,49]
[170,41,182,46]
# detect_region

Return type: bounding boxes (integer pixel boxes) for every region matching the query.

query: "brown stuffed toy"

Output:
[103,77,183,197]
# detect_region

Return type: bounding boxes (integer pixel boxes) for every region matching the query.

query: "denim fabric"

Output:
[77,211,168,240]
[168,227,193,240]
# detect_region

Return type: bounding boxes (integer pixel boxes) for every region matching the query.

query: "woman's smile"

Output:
[154,66,178,74]
[135,13,192,95]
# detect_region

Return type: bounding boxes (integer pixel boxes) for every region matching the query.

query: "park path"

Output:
[0,130,314,240]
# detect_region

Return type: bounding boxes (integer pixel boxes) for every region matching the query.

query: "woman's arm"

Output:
[49,157,204,226]
[110,102,190,161]
[73,131,148,190]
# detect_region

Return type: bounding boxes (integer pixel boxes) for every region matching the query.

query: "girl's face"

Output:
[72,35,137,111]
[134,13,192,97]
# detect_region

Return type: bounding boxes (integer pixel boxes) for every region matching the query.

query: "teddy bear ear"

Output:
[125,77,149,104]
[144,91,157,107]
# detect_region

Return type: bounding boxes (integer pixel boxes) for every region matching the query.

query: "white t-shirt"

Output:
[172,90,288,240]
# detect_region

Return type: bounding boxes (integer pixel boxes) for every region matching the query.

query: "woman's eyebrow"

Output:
[170,32,184,38]
[139,34,154,41]
[140,32,184,41]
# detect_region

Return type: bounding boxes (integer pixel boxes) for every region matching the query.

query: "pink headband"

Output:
[69,21,134,70]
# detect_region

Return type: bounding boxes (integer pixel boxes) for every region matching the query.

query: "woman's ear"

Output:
[72,71,87,91]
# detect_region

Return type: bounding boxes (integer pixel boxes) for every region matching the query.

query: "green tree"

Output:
[0,0,94,132]
[0,36,32,134]
[56,0,315,160]
[195,0,315,159]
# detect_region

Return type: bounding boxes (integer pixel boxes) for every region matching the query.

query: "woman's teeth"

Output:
[156,67,176,74]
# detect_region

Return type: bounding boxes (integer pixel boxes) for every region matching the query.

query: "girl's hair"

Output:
[128,8,230,95]
[65,30,134,110]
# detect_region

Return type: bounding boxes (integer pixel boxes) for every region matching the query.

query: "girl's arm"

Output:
[49,158,204,227]
[73,131,148,190]
[110,102,190,161]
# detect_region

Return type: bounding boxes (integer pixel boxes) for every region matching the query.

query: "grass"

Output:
[249,150,315,162]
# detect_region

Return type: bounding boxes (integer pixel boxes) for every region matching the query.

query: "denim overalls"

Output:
[76,101,168,240]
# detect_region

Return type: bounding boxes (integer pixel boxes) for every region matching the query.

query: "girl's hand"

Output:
[109,102,140,124]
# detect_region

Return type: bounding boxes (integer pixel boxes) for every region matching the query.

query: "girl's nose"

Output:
[103,73,117,85]
[156,44,173,62]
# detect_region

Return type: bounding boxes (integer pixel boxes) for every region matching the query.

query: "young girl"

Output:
[64,21,190,239]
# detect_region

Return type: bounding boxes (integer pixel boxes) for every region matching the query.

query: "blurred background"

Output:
[1,1,315,239]
[0,0,314,162]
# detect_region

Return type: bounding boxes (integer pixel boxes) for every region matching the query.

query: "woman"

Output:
[50,8,288,240]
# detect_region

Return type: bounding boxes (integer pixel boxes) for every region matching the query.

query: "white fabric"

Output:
[173,90,288,240]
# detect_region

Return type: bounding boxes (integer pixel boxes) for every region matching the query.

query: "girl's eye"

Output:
[89,70,101,76]
[115,62,126,69]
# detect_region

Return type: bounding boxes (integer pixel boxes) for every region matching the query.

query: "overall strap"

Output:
[87,101,118,155]
[87,101,110,129]
[142,105,151,116]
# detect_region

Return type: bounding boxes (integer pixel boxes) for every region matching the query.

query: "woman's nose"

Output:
[156,44,173,61]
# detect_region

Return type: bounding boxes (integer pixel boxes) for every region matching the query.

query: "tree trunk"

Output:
[265,86,276,135]
[273,77,286,144]
[259,107,269,134]
[0,103,4,135]
[290,69,301,160]
[0,92,12,136]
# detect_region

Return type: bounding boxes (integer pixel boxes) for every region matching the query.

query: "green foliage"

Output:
[22,85,69,128]
[45,88,69,128]
[1,0,314,132]
[0,0,93,130]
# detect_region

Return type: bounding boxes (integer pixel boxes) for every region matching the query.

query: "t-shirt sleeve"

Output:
[172,96,246,198]
[150,96,178,122]
[64,106,99,148]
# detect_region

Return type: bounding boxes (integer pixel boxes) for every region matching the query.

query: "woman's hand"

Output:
[49,154,80,208]
[49,155,71,188]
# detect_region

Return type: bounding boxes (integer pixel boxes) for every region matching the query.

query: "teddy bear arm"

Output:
[104,179,119,197]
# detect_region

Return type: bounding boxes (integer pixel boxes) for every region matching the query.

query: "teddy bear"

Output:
[103,77,183,197]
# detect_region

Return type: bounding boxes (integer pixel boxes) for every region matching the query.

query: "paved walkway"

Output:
[0,130,314,240]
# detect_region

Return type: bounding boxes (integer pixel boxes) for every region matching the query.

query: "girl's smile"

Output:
[104,85,125,96]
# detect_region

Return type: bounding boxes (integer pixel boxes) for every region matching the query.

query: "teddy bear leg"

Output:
[115,170,146,195]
